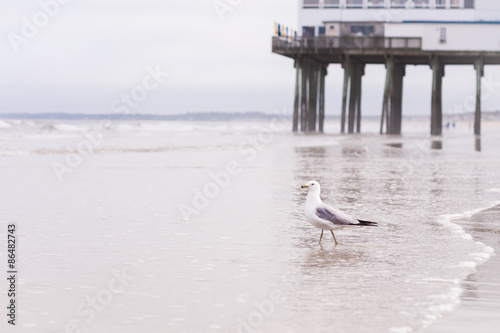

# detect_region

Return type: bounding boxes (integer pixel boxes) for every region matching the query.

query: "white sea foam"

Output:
[53,123,86,131]
[420,202,500,329]
[0,120,12,128]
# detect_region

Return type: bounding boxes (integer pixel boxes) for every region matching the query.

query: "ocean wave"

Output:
[420,202,500,329]
[53,123,87,132]
[0,120,12,128]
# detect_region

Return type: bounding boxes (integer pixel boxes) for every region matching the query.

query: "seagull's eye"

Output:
[311,184,314,186]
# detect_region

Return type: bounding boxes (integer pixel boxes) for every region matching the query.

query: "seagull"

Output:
[301,180,377,245]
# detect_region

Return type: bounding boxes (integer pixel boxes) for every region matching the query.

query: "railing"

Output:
[302,0,473,9]
[272,36,422,53]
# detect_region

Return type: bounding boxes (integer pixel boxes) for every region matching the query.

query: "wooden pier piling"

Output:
[300,60,308,132]
[309,63,318,132]
[431,57,444,136]
[356,64,365,133]
[348,65,357,134]
[347,63,364,134]
[341,60,350,134]
[293,58,328,133]
[293,58,300,132]
[389,64,405,135]
[380,56,393,134]
[319,64,326,133]
[474,57,484,135]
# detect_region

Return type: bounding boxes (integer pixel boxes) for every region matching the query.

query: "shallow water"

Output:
[426,204,500,333]
[0,119,499,332]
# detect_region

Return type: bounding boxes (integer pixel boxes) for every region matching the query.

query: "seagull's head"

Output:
[301,180,320,192]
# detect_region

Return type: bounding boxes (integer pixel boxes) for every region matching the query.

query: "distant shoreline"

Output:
[1,111,499,122]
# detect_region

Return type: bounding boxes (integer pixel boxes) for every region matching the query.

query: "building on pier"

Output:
[273,0,500,135]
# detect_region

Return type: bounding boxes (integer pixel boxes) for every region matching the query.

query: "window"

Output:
[324,0,340,7]
[436,0,446,8]
[439,27,446,43]
[318,26,326,35]
[351,25,375,36]
[303,0,319,8]
[346,0,363,8]
[301,0,472,10]
[367,0,385,8]
[391,0,406,8]
[464,0,474,8]
[302,26,315,37]
[413,0,430,8]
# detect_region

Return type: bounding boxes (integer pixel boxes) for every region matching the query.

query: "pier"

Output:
[273,0,500,135]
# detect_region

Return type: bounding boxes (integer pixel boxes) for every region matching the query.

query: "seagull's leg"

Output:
[319,230,324,245]
[330,230,339,246]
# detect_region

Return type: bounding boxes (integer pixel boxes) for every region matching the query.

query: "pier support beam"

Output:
[389,64,405,135]
[318,64,327,133]
[300,60,308,132]
[341,60,350,134]
[308,63,318,132]
[474,57,484,135]
[380,56,394,134]
[348,66,357,134]
[431,58,444,136]
[292,58,300,132]
[356,65,364,133]
[294,59,327,133]
[348,63,364,134]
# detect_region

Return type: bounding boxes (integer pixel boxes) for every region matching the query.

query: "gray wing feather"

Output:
[316,207,356,226]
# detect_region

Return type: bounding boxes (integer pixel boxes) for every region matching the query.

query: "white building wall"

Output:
[298,0,500,31]
[299,9,476,29]
[475,0,500,21]
[384,23,500,51]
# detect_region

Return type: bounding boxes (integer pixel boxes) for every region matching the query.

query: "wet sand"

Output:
[426,204,500,333]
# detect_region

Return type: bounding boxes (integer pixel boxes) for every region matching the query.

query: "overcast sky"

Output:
[1,0,499,116]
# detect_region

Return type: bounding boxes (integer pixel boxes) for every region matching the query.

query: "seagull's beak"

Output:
[301,185,308,188]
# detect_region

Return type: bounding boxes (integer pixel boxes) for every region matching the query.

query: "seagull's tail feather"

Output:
[357,220,378,226]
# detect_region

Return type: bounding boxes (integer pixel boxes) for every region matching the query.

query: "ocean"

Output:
[0,117,499,333]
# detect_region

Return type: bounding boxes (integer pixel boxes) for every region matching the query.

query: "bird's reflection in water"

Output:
[285,245,368,313]
[302,245,366,269]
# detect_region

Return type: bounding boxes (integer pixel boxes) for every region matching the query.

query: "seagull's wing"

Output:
[315,206,358,226]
